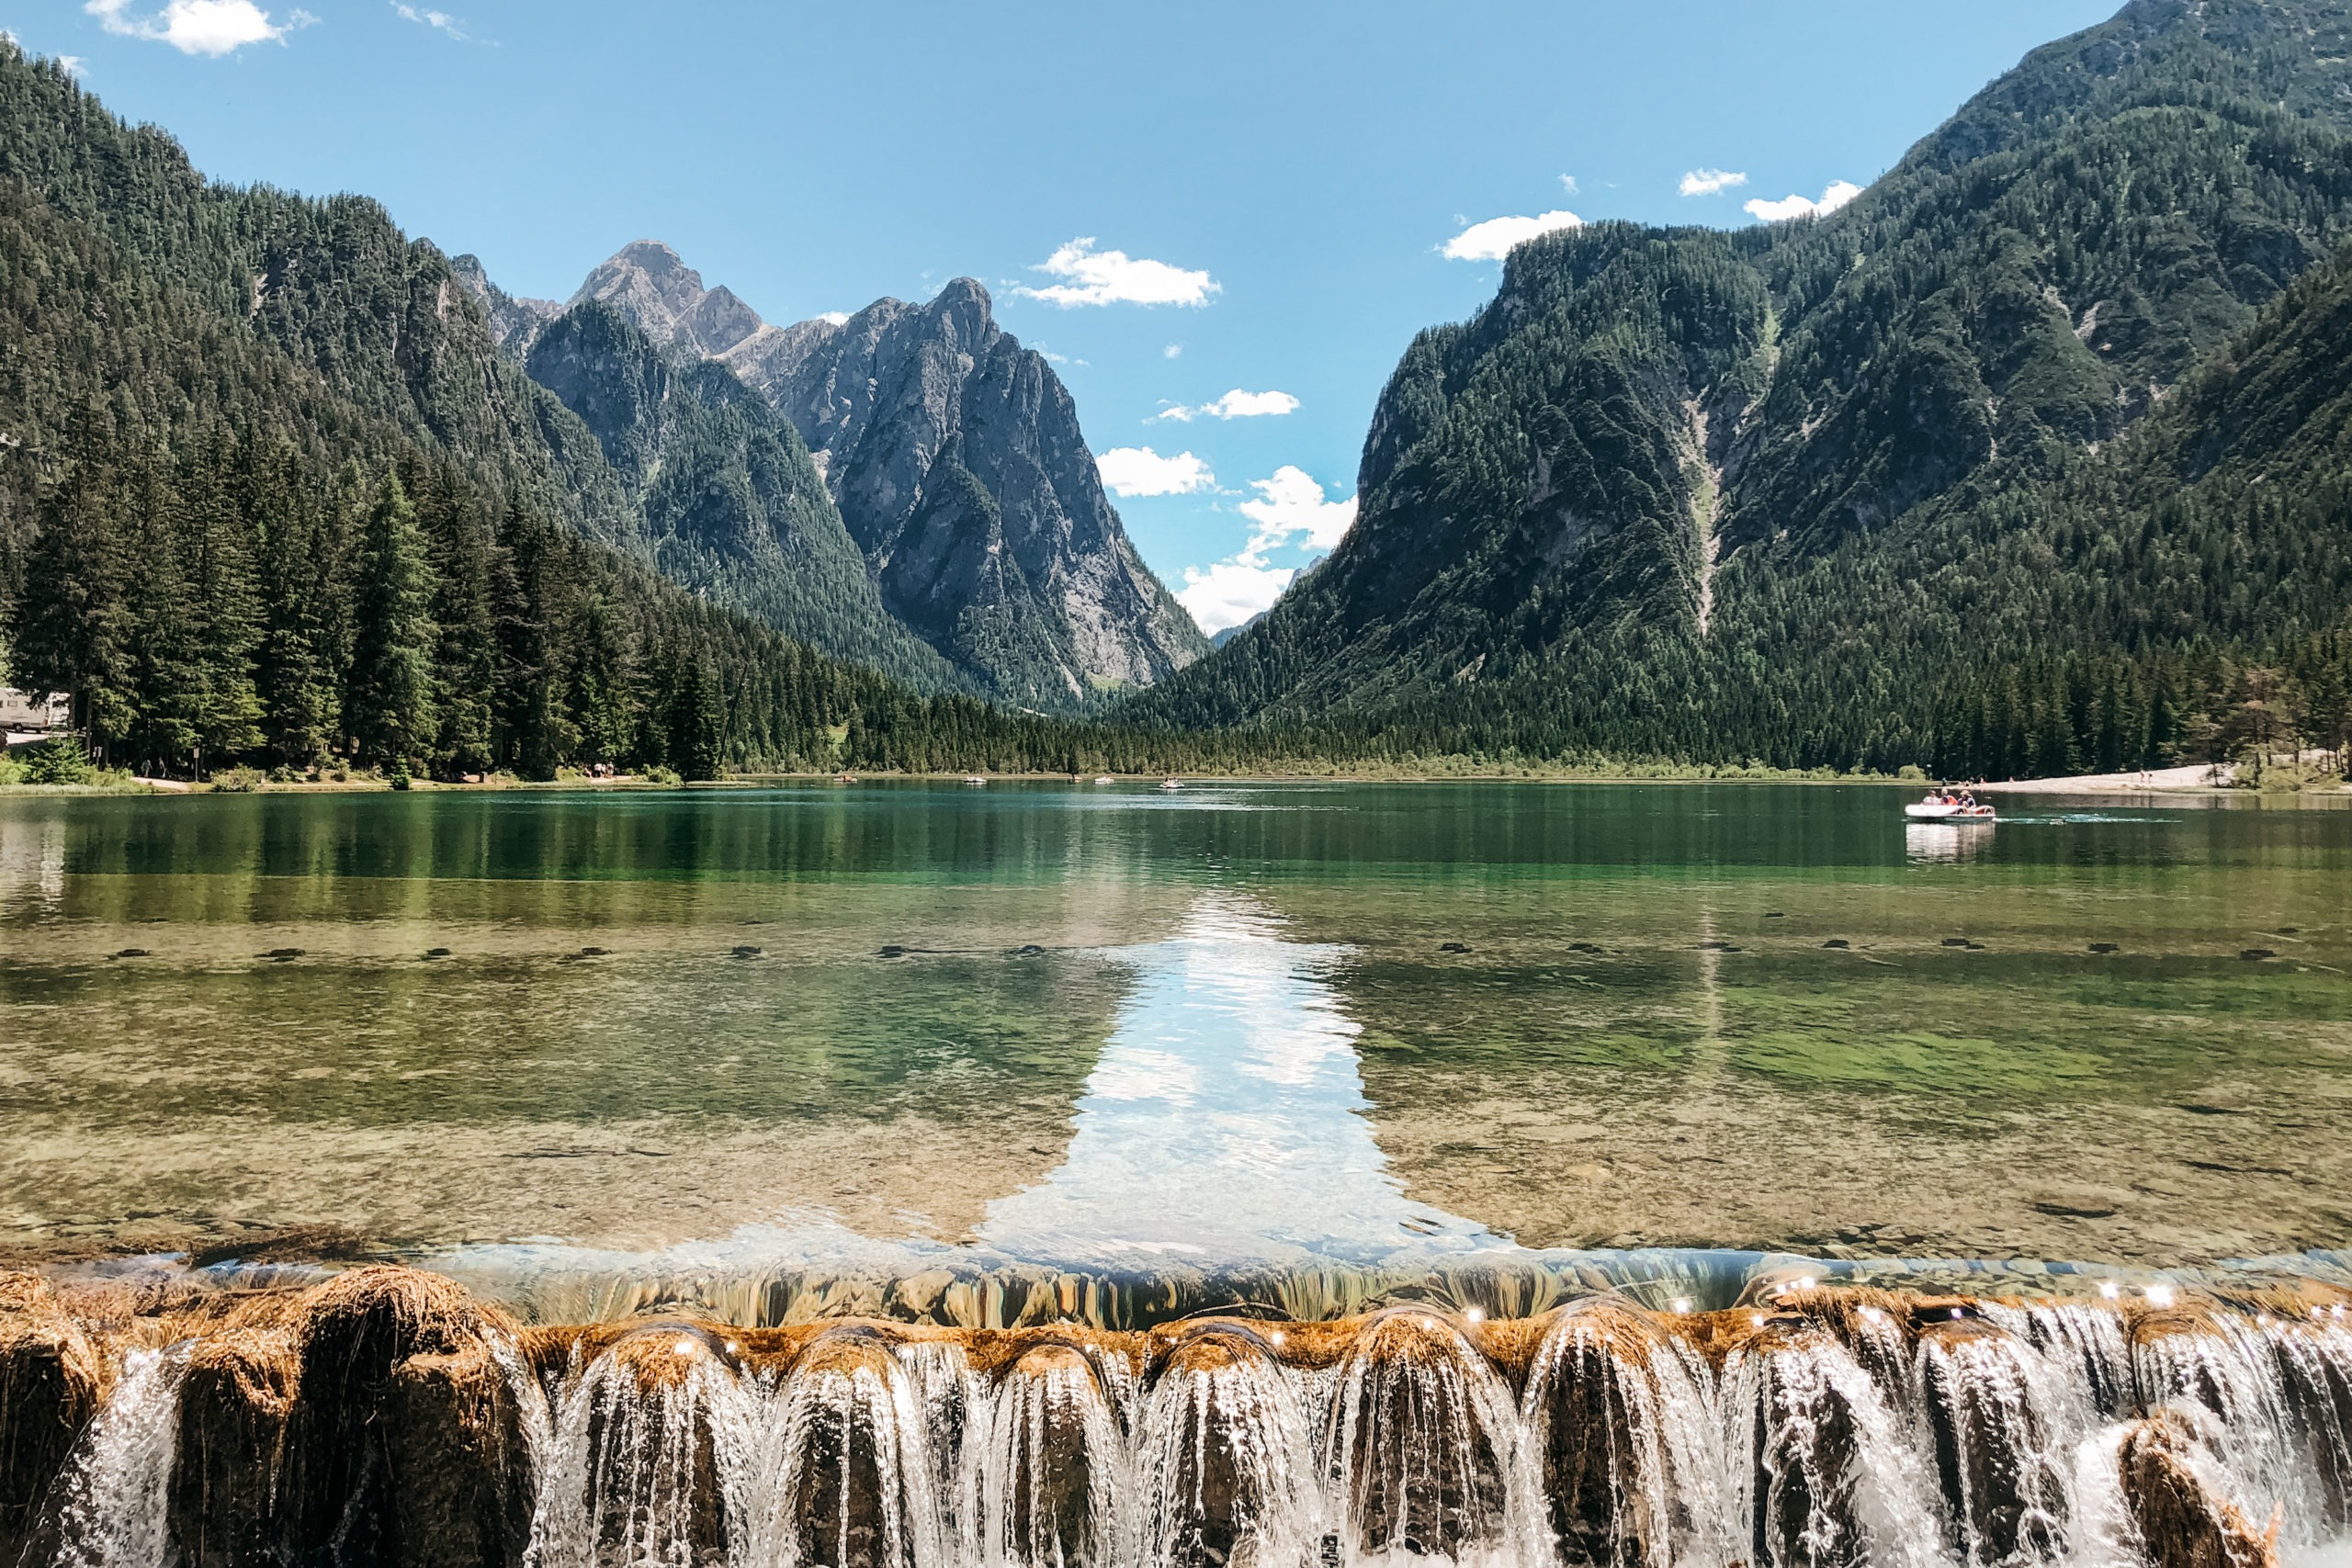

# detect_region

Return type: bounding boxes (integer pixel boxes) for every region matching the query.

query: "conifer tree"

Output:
[571,592,633,766]
[125,468,206,774]
[247,442,341,768]
[414,463,497,778]
[345,470,436,769]
[671,653,724,780]
[181,431,265,771]
[8,427,134,764]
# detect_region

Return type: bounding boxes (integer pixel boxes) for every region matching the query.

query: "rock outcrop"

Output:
[521,300,956,685]
[447,254,561,358]
[561,243,1206,706]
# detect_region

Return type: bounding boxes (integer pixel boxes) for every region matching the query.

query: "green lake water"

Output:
[2,781,2346,1323]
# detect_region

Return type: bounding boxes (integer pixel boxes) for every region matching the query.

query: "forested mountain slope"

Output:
[0,45,642,561]
[0,43,1218,781]
[562,244,1208,707]
[519,300,956,686]
[1764,235,2352,779]
[1130,0,2352,772]
[0,51,1191,699]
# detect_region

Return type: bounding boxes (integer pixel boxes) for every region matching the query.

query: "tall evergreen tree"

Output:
[8,425,134,763]
[247,442,341,768]
[671,653,724,781]
[414,463,497,778]
[124,466,206,774]
[181,431,265,771]
[345,471,436,769]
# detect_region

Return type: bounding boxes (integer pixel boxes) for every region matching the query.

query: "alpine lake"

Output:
[3,779,2346,1326]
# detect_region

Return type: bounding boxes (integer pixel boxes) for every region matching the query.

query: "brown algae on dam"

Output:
[6,1264,2351,1565]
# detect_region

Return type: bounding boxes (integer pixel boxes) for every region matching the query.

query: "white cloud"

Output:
[391,1,467,39]
[86,0,314,53]
[1745,179,1864,223]
[1155,389,1300,423]
[1559,174,1579,196]
[1442,209,1582,262]
[1679,167,1747,197]
[1017,238,1219,309]
[1175,466,1358,634]
[1096,446,1214,497]
[1237,466,1356,553]
[1180,559,1296,636]
[60,54,88,75]
[816,310,850,326]
[1163,343,1182,359]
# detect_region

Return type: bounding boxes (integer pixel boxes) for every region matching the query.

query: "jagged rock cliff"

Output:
[521,301,957,685]
[447,253,560,358]
[562,243,1205,706]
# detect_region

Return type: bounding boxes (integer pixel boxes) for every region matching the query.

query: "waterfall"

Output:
[37,1343,188,1568]
[14,1269,2352,1568]
[525,1327,759,1566]
[1136,1326,1318,1568]
[1721,1319,1950,1568]
[1521,1302,1736,1568]
[1319,1312,1542,1564]
[960,1342,1134,1567]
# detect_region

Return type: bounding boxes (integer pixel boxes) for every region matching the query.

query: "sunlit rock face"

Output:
[9,1266,2352,1568]
[540,242,1206,706]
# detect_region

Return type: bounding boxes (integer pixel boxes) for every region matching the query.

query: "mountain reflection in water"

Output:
[440,894,1531,1323]
[6,783,2348,1324]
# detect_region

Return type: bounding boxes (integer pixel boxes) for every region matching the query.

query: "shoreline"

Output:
[3,761,2342,797]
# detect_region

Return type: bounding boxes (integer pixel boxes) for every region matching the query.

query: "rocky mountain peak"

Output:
[447,252,561,355]
[572,240,719,353]
[527,241,1204,704]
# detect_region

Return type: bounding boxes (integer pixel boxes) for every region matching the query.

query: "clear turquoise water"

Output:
[2,781,2346,1322]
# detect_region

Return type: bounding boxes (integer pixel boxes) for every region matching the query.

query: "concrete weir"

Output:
[3,1267,2347,1566]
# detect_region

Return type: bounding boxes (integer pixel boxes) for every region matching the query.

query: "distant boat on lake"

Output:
[1905,790,1995,822]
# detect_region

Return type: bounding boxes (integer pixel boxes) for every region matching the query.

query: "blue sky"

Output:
[11,0,2118,632]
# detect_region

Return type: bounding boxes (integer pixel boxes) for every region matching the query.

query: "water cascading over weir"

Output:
[6,1266,2349,1568]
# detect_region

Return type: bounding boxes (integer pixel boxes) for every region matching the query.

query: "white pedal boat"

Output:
[1905,797,1996,822]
